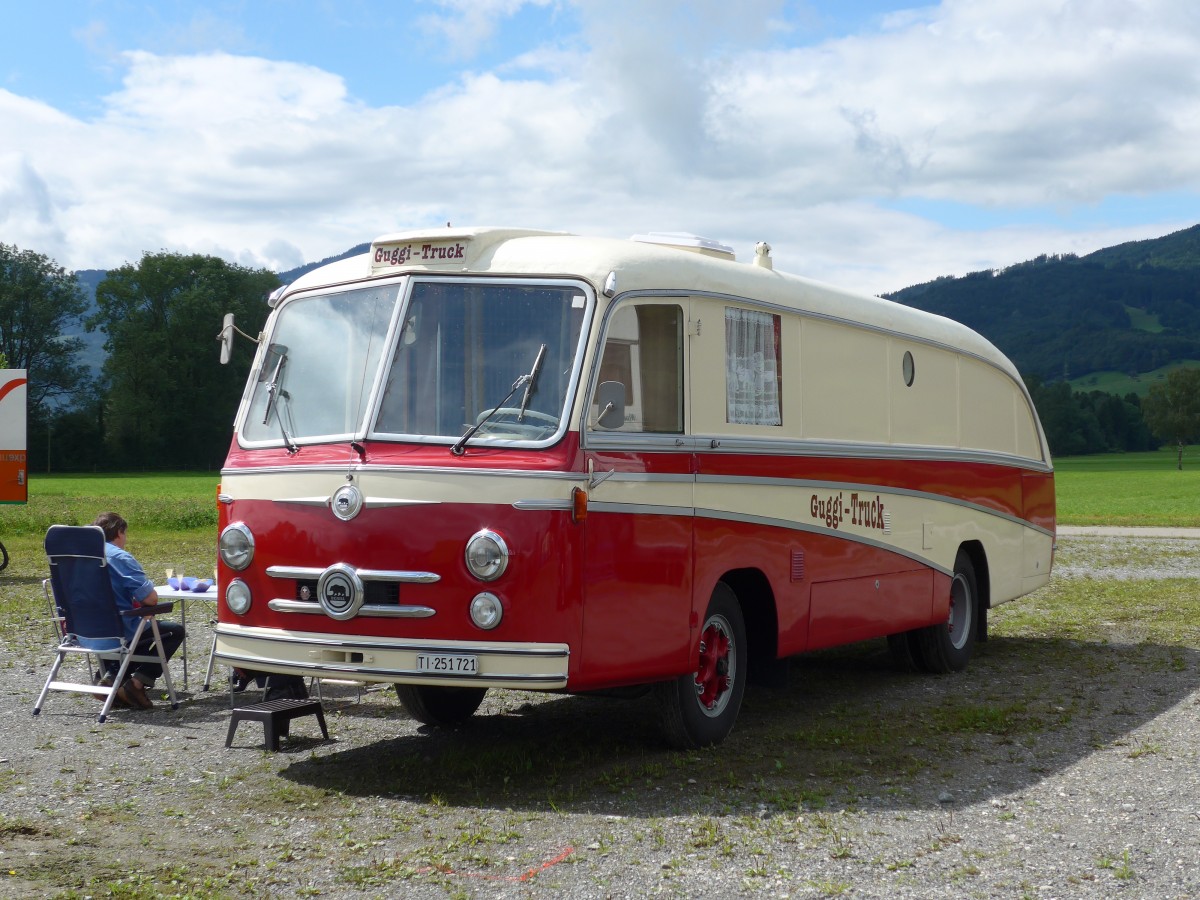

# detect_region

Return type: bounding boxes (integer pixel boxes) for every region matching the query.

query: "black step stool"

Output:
[226,698,329,751]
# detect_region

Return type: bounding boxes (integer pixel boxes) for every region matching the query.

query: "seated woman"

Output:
[93,512,186,709]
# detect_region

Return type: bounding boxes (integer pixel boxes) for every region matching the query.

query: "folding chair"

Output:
[33,525,181,723]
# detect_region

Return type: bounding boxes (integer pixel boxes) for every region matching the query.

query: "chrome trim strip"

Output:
[223,463,587,480]
[589,501,697,518]
[364,498,442,508]
[357,568,441,583]
[583,432,1052,473]
[215,625,570,658]
[275,495,442,508]
[267,599,435,618]
[265,565,441,583]
[213,651,567,687]
[513,499,573,511]
[595,472,693,484]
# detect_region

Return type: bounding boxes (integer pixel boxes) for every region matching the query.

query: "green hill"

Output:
[1069,360,1200,397]
[886,224,1200,382]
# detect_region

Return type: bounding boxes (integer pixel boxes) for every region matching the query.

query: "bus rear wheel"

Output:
[656,582,747,749]
[915,550,979,673]
[395,684,487,727]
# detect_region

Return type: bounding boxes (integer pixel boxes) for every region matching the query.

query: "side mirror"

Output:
[595,381,626,429]
[219,313,235,365]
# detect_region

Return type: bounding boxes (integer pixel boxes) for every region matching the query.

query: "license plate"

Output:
[415,653,478,674]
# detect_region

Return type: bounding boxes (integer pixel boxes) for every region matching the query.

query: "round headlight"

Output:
[465,529,509,582]
[219,522,255,570]
[225,579,252,615]
[470,592,503,630]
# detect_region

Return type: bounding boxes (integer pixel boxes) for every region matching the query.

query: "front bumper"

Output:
[214,624,570,690]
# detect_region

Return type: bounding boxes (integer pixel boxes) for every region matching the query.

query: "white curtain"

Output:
[725,307,781,425]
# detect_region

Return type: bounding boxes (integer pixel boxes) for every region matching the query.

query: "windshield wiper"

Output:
[451,344,547,457]
[261,345,298,453]
[275,389,299,454]
[261,344,288,426]
[517,343,547,422]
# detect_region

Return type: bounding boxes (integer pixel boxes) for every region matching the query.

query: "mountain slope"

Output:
[885,224,1200,382]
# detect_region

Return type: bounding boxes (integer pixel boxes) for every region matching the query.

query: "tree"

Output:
[1025,377,1158,457]
[1141,368,1200,469]
[0,244,92,413]
[91,253,278,469]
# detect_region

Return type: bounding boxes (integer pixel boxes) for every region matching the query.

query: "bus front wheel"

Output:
[395,684,487,727]
[915,550,979,673]
[656,582,747,749]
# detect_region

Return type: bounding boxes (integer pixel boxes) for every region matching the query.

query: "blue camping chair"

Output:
[33,525,180,722]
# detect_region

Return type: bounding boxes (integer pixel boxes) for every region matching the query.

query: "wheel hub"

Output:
[694,620,732,711]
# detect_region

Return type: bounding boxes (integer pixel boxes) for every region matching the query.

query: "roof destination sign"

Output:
[370,235,474,272]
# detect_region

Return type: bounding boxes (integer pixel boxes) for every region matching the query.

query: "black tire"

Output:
[0,541,8,572]
[655,582,747,749]
[915,550,979,673]
[395,684,486,727]
[886,629,927,672]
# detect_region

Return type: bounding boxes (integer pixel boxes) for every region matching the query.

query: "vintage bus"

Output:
[214,227,1055,748]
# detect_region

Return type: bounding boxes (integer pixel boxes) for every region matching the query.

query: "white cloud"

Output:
[418,0,560,60]
[0,0,1197,295]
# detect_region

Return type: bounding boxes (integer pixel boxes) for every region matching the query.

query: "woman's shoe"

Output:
[118,678,154,709]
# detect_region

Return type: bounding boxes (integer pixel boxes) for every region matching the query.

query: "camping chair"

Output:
[33,525,181,723]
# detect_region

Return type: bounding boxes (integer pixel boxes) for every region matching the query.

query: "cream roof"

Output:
[282,227,1016,379]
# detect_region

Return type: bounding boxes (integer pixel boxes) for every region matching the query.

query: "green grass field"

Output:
[1053,446,1200,527]
[2,471,219,536]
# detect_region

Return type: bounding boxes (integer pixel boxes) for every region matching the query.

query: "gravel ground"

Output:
[2,531,1200,899]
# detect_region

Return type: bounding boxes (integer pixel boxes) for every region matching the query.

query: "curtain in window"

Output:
[725,307,781,425]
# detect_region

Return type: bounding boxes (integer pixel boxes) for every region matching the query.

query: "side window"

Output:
[592,304,684,433]
[725,307,782,426]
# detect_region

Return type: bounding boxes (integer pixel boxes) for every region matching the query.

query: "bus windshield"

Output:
[239,279,589,447]
[374,280,588,444]
[241,283,400,444]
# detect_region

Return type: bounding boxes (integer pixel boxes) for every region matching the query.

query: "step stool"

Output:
[225,698,329,751]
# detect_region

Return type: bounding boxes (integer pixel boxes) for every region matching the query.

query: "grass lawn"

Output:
[2,471,220,536]
[1053,446,1200,527]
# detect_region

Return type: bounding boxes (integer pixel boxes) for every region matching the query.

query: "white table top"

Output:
[154,585,217,601]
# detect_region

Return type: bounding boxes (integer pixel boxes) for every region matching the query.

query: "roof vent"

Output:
[631,232,735,261]
[753,241,773,270]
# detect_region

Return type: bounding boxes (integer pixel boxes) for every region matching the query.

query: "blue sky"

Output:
[2,0,1198,294]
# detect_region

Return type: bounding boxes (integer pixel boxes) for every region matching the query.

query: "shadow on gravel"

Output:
[282,635,1200,818]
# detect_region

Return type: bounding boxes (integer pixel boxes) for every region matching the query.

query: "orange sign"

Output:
[0,370,27,504]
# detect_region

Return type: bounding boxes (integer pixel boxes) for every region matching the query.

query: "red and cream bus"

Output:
[214,227,1054,747]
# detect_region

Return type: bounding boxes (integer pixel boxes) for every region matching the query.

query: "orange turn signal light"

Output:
[571,486,588,523]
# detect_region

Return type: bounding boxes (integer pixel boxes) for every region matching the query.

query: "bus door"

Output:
[579,298,700,685]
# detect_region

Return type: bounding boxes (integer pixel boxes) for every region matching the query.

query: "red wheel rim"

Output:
[693,614,735,717]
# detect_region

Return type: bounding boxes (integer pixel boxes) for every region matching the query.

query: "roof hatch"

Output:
[631,231,736,261]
